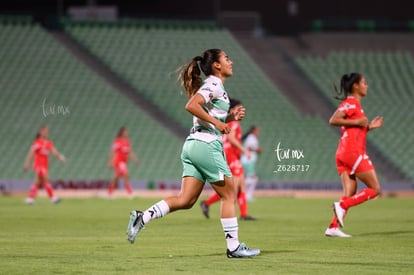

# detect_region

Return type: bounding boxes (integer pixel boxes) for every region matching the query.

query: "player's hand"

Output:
[244,148,251,159]
[216,121,231,134]
[369,116,383,130]
[355,117,369,127]
[59,154,66,164]
[233,105,246,121]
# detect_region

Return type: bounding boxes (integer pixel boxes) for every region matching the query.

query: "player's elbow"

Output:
[329,117,339,126]
[185,102,195,113]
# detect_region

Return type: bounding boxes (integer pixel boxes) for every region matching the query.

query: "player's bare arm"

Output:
[368,116,384,131]
[185,93,230,134]
[226,105,246,122]
[51,147,66,164]
[329,110,368,127]
[23,148,33,171]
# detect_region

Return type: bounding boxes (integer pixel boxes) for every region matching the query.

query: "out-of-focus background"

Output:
[1,0,413,195]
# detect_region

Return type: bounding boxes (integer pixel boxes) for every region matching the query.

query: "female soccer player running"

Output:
[23,126,66,204]
[107,127,139,198]
[126,49,260,258]
[241,125,262,202]
[325,73,383,237]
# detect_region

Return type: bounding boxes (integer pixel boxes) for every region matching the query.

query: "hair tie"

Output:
[194,56,202,62]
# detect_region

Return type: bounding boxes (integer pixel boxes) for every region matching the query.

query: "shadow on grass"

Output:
[356,230,414,237]
[138,250,297,259]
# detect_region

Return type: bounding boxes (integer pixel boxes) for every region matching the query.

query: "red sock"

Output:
[340,188,377,210]
[238,192,248,217]
[44,183,54,198]
[108,183,115,195]
[205,192,220,206]
[28,184,38,199]
[125,183,133,194]
[328,215,340,229]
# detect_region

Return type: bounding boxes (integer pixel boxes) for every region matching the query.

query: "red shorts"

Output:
[227,159,244,177]
[34,166,48,178]
[115,161,128,176]
[336,152,374,175]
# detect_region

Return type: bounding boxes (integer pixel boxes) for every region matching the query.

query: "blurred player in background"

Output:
[23,126,66,204]
[107,127,139,198]
[199,98,256,220]
[241,125,262,202]
[325,73,383,237]
[126,48,260,258]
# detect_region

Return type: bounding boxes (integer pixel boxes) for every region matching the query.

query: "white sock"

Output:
[221,217,239,251]
[142,200,170,224]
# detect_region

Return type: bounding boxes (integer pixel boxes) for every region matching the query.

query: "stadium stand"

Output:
[0,19,183,182]
[4,16,411,186]
[62,19,341,182]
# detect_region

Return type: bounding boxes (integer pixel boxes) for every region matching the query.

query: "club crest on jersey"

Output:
[205,94,214,110]
[339,103,356,111]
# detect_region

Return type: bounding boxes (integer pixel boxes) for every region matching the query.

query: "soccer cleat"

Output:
[126,210,145,244]
[25,198,35,205]
[325,227,351,238]
[240,215,256,221]
[333,202,346,228]
[51,197,61,204]
[200,200,210,219]
[226,243,260,258]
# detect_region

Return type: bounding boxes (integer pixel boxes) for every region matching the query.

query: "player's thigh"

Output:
[211,176,236,201]
[356,170,381,194]
[340,172,357,196]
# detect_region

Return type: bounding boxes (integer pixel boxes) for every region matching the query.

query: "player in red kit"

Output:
[325,73,383,237]
[107,127,139,198]
[200,98,256,220]
[23,126,66,204]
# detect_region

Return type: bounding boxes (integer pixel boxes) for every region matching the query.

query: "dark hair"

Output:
[35,125,47,140]
[334,73,363,100]
[242,125,257,142]
[117,127,126,137]
[229,98,242,110]
[178,49,223,98]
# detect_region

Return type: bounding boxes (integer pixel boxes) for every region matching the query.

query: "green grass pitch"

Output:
[1,195,413,274]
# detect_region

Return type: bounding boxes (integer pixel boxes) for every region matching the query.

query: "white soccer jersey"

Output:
[241,134,259,164]
[188,75,230,143]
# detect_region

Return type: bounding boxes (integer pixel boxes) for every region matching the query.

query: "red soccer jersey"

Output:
[112,137,131,164]
[32,138,54,169]
[223,120,242,161]
[335,96,368,155]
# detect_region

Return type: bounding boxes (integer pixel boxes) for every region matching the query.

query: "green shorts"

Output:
[181,138,232,183]
[242,162,256,177]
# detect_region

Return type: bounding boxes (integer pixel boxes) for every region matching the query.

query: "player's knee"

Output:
[220,193,236,204]
[179,197,197,209]
[373,186,382,196]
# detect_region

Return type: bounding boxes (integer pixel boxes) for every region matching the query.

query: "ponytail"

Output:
[177,49,223,98]
[178,56,203,98]
[334,73,363,100]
